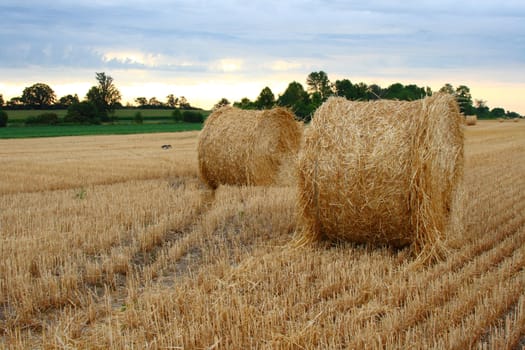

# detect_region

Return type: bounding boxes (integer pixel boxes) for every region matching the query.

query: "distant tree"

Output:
[310,92,323,109]
[384,83,405,100]
[135,97,147,107]
[506,111,521,119]
[404,84,426,100]
[353,82,369,100]
[8,97,23,107]
[58,94,79,107]
[425,86,433,96]
[475,99,490,118]
[64,101,100,124]
[21,83,56,108]
[0,110,7,127]
[178,96,190,109]
[255,87,276,109]
[0,94,4,106]
[133,111,143,124]
[233,97,256,110]
[439,83,455,95]
[455,85,475,115]
[166,94,179,108]
[306,71,332,101]
[277,81,312,120]
[490,107,506,118]
[86,72,121,121]
[367,84,383,100]
[334,79,355,99]
[213,98,230,110]
[148,97,162,107]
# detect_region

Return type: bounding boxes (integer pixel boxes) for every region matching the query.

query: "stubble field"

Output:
[1,120,524,349]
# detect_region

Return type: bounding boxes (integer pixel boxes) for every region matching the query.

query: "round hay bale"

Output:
[497,118,505,123]
[296,93,464,261]
[513,118,519,122]
[198,106,302,189]
[465,115,477,126]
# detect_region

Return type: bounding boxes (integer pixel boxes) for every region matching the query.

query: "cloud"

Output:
[0,1,524,112]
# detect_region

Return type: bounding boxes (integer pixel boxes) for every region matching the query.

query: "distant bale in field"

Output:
[513,118,520,122]
[198,106,302,189]
[497,118,505,123]
[465,115,477,126]
[296,93,464,261]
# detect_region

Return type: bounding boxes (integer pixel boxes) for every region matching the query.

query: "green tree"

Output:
[455,85,474,115]
[439,83,455,95]
[135,97,147,107]
[367,84,383,100]
[255,87,275,109]
[334,79,355,99]
[0,94,4,107]
[148,97,162,107]
[506,111,521,119]
[64,101,100,124]
[490,107,506,118]
[86,72,121,121]
[21,83,56,108]
[8,97,23,107]
[178,96,190,109]
[166,94,178,108]
[233,97,256,110]
[353,82,369,100]
[213,98,230,110]
[475,99,490,118]
[306,71,332,101]
[58,94,79,107]
[404,84,426,100]
[0,110,7,127]
[384,83,405,100]
[277,81,312,121]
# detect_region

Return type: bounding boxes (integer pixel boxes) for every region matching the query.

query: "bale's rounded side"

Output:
[296,93,464,260]
[198,106,302,189]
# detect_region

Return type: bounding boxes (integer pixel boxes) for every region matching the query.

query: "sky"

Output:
[1,0,524,113]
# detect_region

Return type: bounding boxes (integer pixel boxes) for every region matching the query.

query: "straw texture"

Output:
[198,106,302,189]
[296,93,464,261]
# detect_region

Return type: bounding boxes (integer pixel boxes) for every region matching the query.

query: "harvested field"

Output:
[1,120,525,349]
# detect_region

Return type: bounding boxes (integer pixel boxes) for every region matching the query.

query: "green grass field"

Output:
[5,108,210,122]
[0,108,209,138]
[0,123,203,139]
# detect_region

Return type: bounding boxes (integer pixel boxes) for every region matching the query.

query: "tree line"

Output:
[221,71,522,121]
[0,71,522,128]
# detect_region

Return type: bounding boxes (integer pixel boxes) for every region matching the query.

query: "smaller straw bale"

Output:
[465,115,477,126]
[513,118,520,122]
[497,118,505,123]
[198,106,302,189]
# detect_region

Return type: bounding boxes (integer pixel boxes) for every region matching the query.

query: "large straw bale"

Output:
[465,115,477,125]
[198,106,302,189]
[296,93,464,261]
